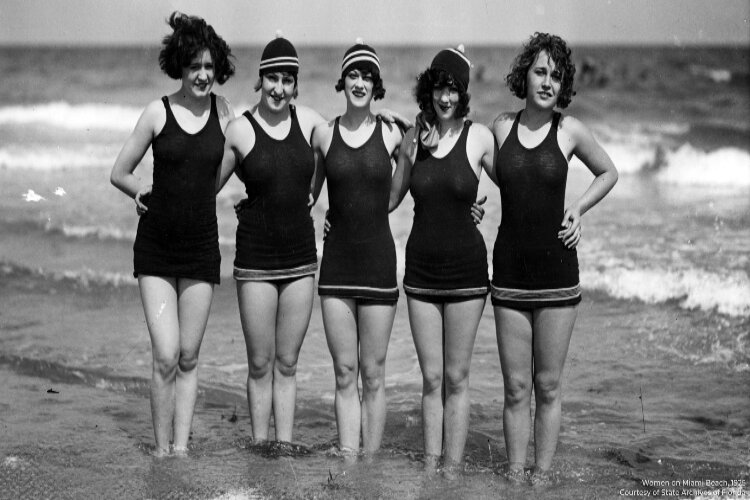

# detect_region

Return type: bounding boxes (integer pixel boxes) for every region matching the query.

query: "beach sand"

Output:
[1,275,748,499]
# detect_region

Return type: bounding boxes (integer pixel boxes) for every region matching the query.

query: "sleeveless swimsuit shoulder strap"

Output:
[330,116,343,149]
[288,104,306,142]
[161,96,176,123]
[550,111,561,137]
[509,111,523,143]
[243,109,276,141]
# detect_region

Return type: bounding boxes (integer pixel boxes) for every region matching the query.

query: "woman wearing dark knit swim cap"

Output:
[487,32,618,484]
[389,45,496,479]
[216,33,410,447]
[310,39,404,456]
[110,12,236,457]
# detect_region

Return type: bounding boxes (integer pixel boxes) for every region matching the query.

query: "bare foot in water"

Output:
[441,459,462,481]
[423,454,440,475]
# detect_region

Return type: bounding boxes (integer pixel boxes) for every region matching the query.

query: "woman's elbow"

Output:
[109,170,121,189]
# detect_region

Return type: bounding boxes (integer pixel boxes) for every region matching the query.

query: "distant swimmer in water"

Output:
[486,32,618,484]
[110,12,236,457]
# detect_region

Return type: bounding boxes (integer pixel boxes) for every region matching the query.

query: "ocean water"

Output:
[1,45,749,497]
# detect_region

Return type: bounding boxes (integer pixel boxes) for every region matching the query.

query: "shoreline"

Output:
[1,359,748,499]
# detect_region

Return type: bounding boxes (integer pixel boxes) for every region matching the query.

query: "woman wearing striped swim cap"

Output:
[312,38,404,457]
[216,33,410,448]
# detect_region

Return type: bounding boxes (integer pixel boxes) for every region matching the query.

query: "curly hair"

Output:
[335,63,386,101]
[413,68,471,123]
[506,32,576,108]
[158,12,235,85]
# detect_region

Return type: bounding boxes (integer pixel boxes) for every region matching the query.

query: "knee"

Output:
[178,350,199,373]
[275,353,298,378]
[503,374,532,406]
[153,352,179,380]
[333,362,358,391]
[444,366,470,396]
[422,369,443,395]
[360,362,385,394]
[534,372,562,405]
[248,354,273,379]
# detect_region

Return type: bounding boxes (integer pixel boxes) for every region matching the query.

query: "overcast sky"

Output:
[1,0,748,46]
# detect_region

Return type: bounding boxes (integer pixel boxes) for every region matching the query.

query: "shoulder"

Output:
[215,95,235,120]
[136,98,168,134]
[381,119,403,141]
[491,111,517,147]
[558,113,586,134]
[295,104,326,126]
[225,113,253,146]
[558,114,592,144]
[313,118,335,136]
[468,121,493,142]
[491,111,516,134]
[312,118,336,146]
[142,98,167,121]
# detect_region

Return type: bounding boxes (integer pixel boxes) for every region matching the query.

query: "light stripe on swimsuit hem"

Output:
[234,263,317,281]
[318,284,398,294]
[490,283,581,301]
[403,285,489,297]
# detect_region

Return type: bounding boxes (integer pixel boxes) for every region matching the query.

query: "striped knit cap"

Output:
[259,31,299,76]
[341,38,380,78]
[430,44,471,91]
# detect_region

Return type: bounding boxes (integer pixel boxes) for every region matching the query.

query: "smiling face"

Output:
[180,49,215,99]
[343,68,374,108]
[526,50,562,110]
[260,71,296,113]
[431,84,460,122]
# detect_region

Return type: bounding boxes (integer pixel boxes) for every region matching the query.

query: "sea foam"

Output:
[0,102,141,131]
[582,266,750,317]
[0,144,123,170]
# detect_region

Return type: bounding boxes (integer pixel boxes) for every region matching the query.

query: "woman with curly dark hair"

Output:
[110,12,235,457]
[389,46,495,478]
[487,32,618,483]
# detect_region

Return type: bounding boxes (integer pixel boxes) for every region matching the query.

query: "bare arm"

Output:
[486,112,515,186]
[374,108,413,132]
[214,97,238,193]
[215,118,244,193]
[558,116,618,246]
[389,128,417,212]
[310,121,334,203]
[110,100,161,199]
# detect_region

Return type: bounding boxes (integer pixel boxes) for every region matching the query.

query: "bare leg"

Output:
[237,280,278,441]
[172,278,214,450]
[139,276,180,455]
[272,277,314,442]
[531,306,577,471]
[406,298,445,459]
[441,297,485,465]
[494,306,534,472]
[357,301,396,453]
[322,297,360,451]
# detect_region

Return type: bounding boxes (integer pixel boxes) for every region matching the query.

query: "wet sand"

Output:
[1,277,748,498]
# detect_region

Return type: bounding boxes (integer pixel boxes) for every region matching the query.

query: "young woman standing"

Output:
[312,40,404,455]
[217,35,410,445]
[389,46,496,478]
[488,33,618,483]
[110,12,235,456]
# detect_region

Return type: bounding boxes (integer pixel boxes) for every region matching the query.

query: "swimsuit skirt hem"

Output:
[234,262,317,281]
